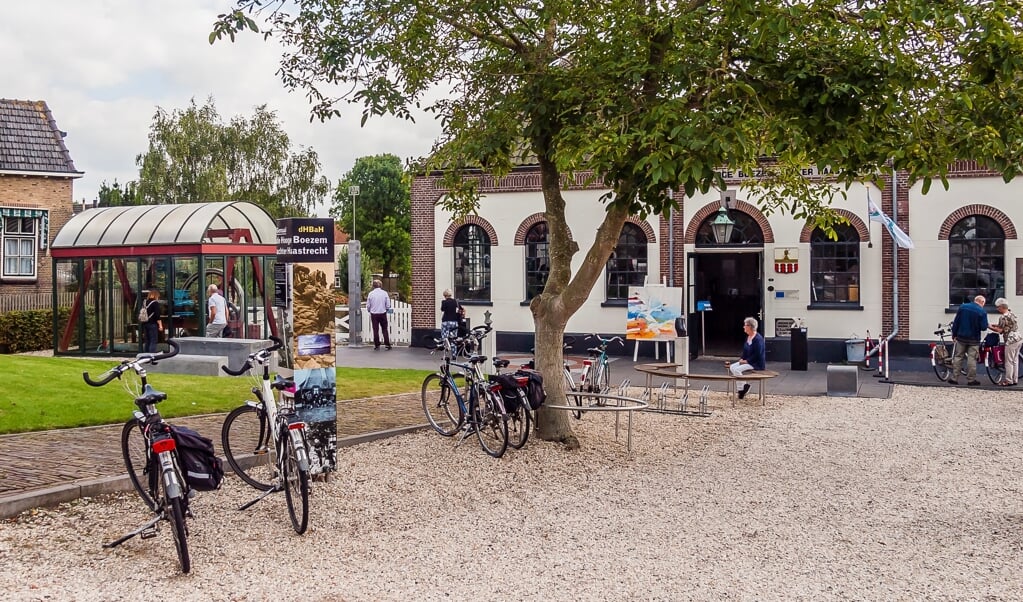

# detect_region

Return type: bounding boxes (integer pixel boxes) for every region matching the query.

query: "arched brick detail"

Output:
[938,204,1018,240]
[625,216,656,243]
[798,209,870,243]
[442,215,499,247]
[514,213,548,245]
[684,200,775,244]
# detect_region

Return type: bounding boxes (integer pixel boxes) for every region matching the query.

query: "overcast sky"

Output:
[0,0,441,216]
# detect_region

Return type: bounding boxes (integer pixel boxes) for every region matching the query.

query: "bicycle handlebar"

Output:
[222,336,283,376]
[585,333,625,347]
[83,340,180,386]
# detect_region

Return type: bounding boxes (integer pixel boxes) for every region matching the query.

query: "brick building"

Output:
[0,99,82,299]
[411,163,1022,362]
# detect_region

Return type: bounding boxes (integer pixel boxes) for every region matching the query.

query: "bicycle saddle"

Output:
[493,358,511,369]
[271,375,295,391]
[135,384,167,405]
[468,354,488,365]
[586,347,603,354]
[934,329,945,335]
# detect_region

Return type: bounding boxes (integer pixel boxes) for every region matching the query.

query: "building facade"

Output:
[411,162,1021,361]
[0,99,82,300]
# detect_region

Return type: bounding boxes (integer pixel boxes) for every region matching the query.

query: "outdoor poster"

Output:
[627,286,683,340]
[277,218,337,474]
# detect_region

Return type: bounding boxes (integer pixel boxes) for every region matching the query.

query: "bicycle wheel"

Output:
[473,390,508,458]
[598,361,611,394]
[281,428,310,534]
[222,404,275,491]
[562,367,583,420]
[121,420,157,511]
[933,346,951,381]
[161,454,190,574]
[421,373,464,436]
[986,355,1005,385]
[505,399,531,450]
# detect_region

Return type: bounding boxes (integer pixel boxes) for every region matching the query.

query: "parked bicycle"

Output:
[523,336,583,417]
[574,333,625,416]
[980,332,1023,385]
[421,326,510,457]
[490,357,539,450]
[220,336,312,534]
[84,340,192,573]
[931,323,1002,384]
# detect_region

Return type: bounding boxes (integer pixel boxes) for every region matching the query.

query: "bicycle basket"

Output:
[933,344,948,362]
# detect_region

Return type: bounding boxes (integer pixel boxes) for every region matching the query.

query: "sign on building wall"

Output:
[277,218,336,475]
[627,286,683,340]
[775,247,799,273]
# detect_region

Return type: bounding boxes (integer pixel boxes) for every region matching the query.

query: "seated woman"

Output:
[728,317,766,399]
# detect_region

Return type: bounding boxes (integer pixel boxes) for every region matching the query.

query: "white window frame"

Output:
[2,215,39,281]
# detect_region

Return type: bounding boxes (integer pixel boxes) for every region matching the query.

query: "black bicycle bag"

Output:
[171,425,225,491]
[516,369,546,411]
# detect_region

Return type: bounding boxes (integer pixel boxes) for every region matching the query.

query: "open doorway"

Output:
[691,252,763,356]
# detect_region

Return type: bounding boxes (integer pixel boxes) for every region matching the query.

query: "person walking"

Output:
[439,289,461,340]
[990,297,1021,386]
[366,279,392,350]
[206,284,228,338]
[142,289,163,353]
[949,294,989,385]
[728,316,766,400]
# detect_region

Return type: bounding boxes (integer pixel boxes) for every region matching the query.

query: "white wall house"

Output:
[410,162,1021,361]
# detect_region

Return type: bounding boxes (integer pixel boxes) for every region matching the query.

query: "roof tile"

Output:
[0,99,80,174]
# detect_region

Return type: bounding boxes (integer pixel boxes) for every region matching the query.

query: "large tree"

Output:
[213,1,1023,446]
[135,97,331,217]
[331,154,412,299]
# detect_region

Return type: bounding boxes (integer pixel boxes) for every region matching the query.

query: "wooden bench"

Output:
[634,363,779,406]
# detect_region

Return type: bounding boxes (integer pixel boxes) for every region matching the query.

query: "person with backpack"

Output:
[141,289,163,353]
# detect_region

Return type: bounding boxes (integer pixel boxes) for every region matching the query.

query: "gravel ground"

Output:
[1,385,1021,601]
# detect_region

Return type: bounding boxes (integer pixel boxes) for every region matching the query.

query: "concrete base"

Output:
[171,337,276,374]
[827,364,860,397]
[144,353,229,376]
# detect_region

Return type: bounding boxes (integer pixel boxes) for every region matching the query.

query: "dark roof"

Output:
[0,99,82,175]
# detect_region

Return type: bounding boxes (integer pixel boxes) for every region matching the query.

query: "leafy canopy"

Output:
[135,96,331,218]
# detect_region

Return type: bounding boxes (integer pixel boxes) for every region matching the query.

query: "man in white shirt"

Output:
[207,284,228,338]
[366,279,392,350]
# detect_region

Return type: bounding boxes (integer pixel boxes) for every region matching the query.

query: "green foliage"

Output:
[336,244,374,298]
[330,154,411,284]
[134,96,331,218]
[0,308,67,353]
[96,179,139,207]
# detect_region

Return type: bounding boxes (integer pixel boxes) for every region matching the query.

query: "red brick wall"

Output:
[0,175,74,295]
[878,169,911,340]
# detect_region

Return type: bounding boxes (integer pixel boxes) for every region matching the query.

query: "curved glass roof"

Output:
[52,201,277,248]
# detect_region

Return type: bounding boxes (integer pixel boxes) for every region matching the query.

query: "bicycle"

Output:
[523,336,581,416]
[575,333,625,416]
[980,333,1023,385]
[931,323,993,383]
[490,357,536,450]
[220,336,312,534]
[84,339,192,573]
[421,327,510,457]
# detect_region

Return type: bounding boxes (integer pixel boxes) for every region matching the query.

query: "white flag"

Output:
[867,193,914,249]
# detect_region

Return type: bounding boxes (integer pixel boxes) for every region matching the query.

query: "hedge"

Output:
[0,308,68,353]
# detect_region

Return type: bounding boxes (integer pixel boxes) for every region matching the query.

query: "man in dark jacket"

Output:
[949,294,989,385]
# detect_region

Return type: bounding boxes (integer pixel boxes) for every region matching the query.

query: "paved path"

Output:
[0,344,983,517]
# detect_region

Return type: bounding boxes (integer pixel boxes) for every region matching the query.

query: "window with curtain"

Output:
[810,223,860,305]
[524,222,549,301]
[605,222,647,302]
[2,216,39,279]
[453,224,491,301]
[948,215,1004,307]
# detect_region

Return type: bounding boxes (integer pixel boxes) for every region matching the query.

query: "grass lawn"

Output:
[0,355,431,435]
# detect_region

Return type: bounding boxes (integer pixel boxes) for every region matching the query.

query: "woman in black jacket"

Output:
[143,289,163,353]
[439,289,461,340]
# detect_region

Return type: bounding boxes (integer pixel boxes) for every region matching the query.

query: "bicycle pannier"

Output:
[933,344,948,362]
[489,374,523,413]
[171,425,224,491]
[516,369,546,410]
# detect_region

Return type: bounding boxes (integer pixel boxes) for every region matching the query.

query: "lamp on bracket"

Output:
[711,190,736,244]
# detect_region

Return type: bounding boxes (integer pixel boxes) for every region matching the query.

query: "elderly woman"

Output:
[728,316,766,399]
[989,297,1021,386]
[439,289,461,340]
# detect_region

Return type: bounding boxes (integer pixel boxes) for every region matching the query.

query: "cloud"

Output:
[0,0,441,216]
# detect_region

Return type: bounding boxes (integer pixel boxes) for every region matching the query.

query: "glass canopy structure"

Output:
[50,201,279,355]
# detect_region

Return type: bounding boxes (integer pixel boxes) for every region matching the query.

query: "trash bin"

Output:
[791,327,808,371]
[845,338,866,363]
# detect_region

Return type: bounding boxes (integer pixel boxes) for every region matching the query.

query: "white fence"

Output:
[335,300,412,345]
[0,292,79,313]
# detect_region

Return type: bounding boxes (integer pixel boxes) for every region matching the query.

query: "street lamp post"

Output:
[348,185,360,241]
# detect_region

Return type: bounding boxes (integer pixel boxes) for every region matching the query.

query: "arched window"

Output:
[695,210,764,246]
[605,222,647,302]
[524,222,549,301]
[948,215,1004,307]
[810,223,860,305]
[453,224,491,301]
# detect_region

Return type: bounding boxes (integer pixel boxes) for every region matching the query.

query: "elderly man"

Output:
[366,279,392,350]
[949,294,989,385]
[206,284,228,338]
